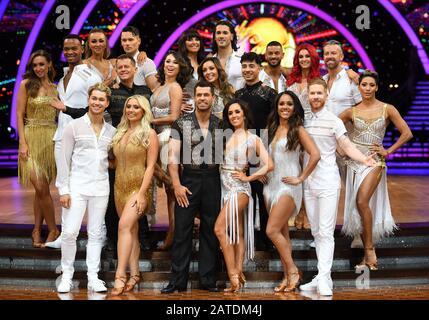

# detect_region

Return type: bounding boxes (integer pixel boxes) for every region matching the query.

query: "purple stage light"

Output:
[108,0,149,48]
[153,0,375,69]
[0,0,10,22]
[10,0,56,133]
[378,0,429,74]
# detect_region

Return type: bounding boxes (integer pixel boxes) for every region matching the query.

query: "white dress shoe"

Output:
[87,279,107,292]
[317,278,333,296]
[57,278,73,293]
[299,277,318,291]
[44,235,61,249]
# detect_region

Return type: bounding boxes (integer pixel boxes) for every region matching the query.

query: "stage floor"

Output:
[0,175,428,226]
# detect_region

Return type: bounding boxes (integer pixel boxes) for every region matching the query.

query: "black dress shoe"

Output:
[200,285,219,292]
[160,283,187,294]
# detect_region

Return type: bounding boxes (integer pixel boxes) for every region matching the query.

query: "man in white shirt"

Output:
[120,26,158,91]
[45,34,103,249]
[212,20,244,90]
[299,79,375,296]
[322,40,362,117]
[56,83,116,293]
[259,41,287,93]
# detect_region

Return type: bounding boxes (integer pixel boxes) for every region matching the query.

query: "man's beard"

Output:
[268,60,281,68]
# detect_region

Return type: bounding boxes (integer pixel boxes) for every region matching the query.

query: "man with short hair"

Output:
[56,83,116,293]
[120,26,158,91]
[161,81,222,293]
[322,40,361,117]
[259,41,287,93]
[235,52,277,251]
[299,79,375,296]
[212,21,244,90]
[44,34,102,249]
[50,54,153,253]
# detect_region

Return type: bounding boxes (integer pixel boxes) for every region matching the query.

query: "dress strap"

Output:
[382,104,388,119]
[352,106,356,122]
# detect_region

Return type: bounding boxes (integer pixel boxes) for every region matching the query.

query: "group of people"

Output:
[17,20,413,297]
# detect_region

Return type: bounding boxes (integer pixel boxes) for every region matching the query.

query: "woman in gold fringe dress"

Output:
[16,50,60,247]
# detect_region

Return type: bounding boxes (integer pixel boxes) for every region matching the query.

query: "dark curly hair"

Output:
[359,69,379,86]
[267,91,304,151]
[157,51,192,88]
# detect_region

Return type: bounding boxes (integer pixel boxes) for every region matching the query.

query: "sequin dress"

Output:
[113,140,152,214]
[18,95,57,185]
[220,133,257,260]
[342,104,396,240]
[263,136,302,215]
[287,82,311,117]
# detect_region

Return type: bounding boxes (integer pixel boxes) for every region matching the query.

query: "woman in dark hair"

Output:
[151,51,191,250]
[263,91,320,292]
[215,99,273,292]
[339,70,412,270]
[198,57,235,119]
[83,28,117,86]
[177,29,205,80]
[17,50,60,248]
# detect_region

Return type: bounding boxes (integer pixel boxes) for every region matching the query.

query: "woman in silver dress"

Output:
[214,99,273,292]
[339,70,412,270]
[151,51,191,250]
[264,91,320,292]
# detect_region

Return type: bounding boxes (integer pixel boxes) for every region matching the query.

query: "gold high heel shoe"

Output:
[31,229,42,248]
[274,277,288,292]
[125,273,141,292]
[239,272,246,286]
[224,274,241,293]
[354,247,378,271]
[111,276,127,296]
[283,270,302,292]
[45,229,60,244]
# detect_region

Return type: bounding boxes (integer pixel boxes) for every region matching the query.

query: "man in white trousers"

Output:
[300,79,376,296]
[56,83,116,293]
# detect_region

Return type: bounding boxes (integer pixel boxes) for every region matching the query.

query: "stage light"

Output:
[389,84,394,88]
[394,84,399,88]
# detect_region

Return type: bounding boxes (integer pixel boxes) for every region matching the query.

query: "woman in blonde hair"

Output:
[110,95,159,295]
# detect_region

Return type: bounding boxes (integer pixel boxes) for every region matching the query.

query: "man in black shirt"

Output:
[161,81,222,293]
[235,52,277,251]
[50,54,153,253]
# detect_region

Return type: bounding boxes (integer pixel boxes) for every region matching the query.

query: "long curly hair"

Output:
[177,29,205,66]
[267,91,304,151]
[197,56,235,103]
[286,43,320,87]
[157,51,192,88]
[84,28,110,59]
[24,50,56,98]
[112,95,153,148]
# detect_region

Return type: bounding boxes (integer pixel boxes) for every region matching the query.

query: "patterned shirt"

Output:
[170,112,223,169]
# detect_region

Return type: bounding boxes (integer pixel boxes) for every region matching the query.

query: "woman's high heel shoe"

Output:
[239,272,246,286]
[355,247,378,271]
[45,229,60,244]
[111,276,127,296]
[274,277,288,292]
[125,273,141,292]
[283,270,302,292]
[31,229,42,248]
[224,274,241,293]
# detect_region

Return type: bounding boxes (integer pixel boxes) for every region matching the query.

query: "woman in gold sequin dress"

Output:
[110,95,159,295]
[339,70,412,270]
[17,50,60,248]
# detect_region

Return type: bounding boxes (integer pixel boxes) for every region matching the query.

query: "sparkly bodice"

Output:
[350,105,387,163]
[113,140,151,212]
[150,85,171,133]
[288,82,310,115]
[25,96,57,126]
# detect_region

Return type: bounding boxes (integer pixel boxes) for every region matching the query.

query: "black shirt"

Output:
[170,112,223,169]
[63,83,152,128]
[235,81,277,134]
